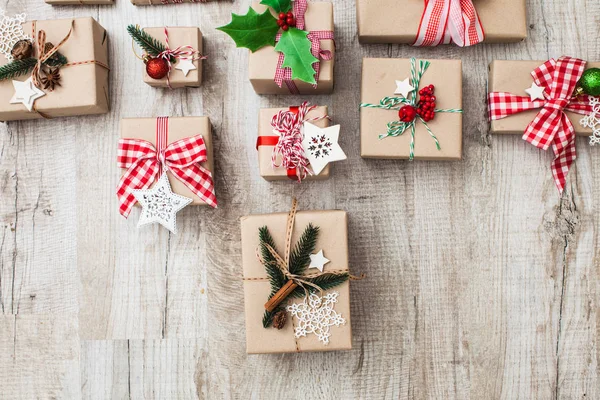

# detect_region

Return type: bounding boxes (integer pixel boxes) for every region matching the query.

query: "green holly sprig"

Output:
[217,0,319,84]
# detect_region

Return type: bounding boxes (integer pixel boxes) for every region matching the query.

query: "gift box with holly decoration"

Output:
[241,200,361,354]
[0,15,109,121]
[127,25,205,89]
[360,58,463,160]
[219,0,335,95]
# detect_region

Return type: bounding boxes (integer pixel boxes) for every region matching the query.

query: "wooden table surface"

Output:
[1,0,599,398]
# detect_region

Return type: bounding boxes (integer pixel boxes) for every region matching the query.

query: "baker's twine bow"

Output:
[488,56,594,193]
[274,0,334,94]
[151,27,206,89]
[259,199,364,303]
[270,101,327,181]
[414,0,484,47]
[360,58,462,160]
[116,134,217,217]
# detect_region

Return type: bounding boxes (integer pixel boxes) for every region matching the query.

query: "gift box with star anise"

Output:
[241,204,354,354]
[0,16,109,122]
[360,58,463,160]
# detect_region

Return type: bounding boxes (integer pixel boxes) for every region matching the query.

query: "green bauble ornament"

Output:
[574,68,600,97]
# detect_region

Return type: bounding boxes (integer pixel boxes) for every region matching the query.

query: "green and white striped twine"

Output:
[360,58,462,160]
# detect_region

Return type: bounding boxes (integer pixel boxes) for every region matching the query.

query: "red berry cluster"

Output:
[416,84,436,122]
[277,12,296,31]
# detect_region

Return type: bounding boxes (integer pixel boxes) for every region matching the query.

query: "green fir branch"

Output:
[45,51,68,68]
[262,306,283,328]
[288,223,319,275]
[127,24,172,60]
[0,58,37,81]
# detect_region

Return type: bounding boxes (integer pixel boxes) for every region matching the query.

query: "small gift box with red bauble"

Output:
[256,103,347,181]
[127,25,205,89]
[360,58,463,160]
[218,0,335,95]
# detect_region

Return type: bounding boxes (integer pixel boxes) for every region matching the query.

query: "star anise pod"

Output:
[40,67,61,91]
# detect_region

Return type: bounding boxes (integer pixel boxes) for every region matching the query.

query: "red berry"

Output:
[282,24,289,31]
[287,11,293,18]
[431,102,436,109]
[398,105,417,123]
[277,19,284,26]
[279,12,286,19]
[286,17,295,25]
[430,96,436,101]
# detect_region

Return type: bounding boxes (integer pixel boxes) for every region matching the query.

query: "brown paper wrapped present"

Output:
[45,0,113,4]
[142,27,203,89]
[120,117,215,206]
[257,106,330,180]
[356,0,527,44]
[0,17,109,122]
[248,1,335,95]
[489,60,600,135]
[241,204,353,354]
[360,58,463,160]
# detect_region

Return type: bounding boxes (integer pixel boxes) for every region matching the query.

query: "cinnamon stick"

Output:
[264,280,298,312]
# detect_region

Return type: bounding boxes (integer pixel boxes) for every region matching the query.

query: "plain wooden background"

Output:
[1,0,600,398]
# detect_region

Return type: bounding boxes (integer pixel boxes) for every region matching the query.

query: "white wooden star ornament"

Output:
[175,58,196,77]
[308,249,330,272]
[394,78,415,99]
[132,172,192,234]
[525,82,546,101]
[10,77,45,111]
[301,122,347,175]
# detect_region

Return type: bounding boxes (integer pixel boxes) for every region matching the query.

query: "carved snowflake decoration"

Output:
[0,10,31,61]
[581,97,600,146]
[286,292,345,345]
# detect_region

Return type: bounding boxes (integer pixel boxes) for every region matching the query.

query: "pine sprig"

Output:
[288,224,319,275]
[0,58,37,81]
[127,25,172,60]
[46,52,68,67]
[262,306,283,328]
[259,226,286,328]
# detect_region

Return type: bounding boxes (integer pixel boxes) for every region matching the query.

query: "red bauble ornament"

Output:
[146,57,169,80]
[398,105,417,122]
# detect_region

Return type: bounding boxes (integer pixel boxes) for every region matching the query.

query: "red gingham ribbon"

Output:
[274,0,334,94]
[116,117,217,217]
[413,0,484,47]
[488,57,594,193]
[155,27,206,89]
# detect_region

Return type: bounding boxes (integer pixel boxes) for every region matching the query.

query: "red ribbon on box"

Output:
[116,117,217,217]
[413,0,485,47]
[488,56,594,193]
[274,0,334,94]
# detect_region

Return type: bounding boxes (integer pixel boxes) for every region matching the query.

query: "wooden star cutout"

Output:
[308,249,330,272]
[302,122,347,175]
[525,82,546,101]
[10,77,45,111]
[394,78,415,99]
[175,58,196,77]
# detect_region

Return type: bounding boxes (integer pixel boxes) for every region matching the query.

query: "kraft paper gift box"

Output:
[0,17,109,122]
[360,58,463,160]
[46,0,113,4]
[120,117,215,206]
[257,106,330,180]
[488,60,600,136]
[241,208,352,354]
[248,1,335,95]
[356,0,527,44]
[142,27,203,89]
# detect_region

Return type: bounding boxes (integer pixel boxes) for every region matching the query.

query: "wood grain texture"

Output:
[0,0,599,398]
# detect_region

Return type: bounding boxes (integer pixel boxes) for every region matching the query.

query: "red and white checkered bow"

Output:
[116,120,217,217]
[274,0,334,94]
[488,57,594,193]
[413,0,484,47]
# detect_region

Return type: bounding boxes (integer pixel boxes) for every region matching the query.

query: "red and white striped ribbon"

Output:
[156,27,206,88]
[116,116,217,217]
[413,0,484,47]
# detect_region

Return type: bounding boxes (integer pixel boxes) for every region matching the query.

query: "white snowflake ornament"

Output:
[301,122,346,175]
[0,10,31,61]
[581,97,600,146]
[132,172,192,234]
[286,292,346,345]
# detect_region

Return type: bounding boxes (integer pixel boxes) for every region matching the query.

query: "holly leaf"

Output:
[274,28,318,85]
[260,0,291,13]
[217,8,280,53]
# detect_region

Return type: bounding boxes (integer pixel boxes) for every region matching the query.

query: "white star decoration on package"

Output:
[301,122,347,175]
[10,77,45,111]
[581,97,600,146]
[308,249,330,272]
[286,292,345,345]
[132,172,193,234]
